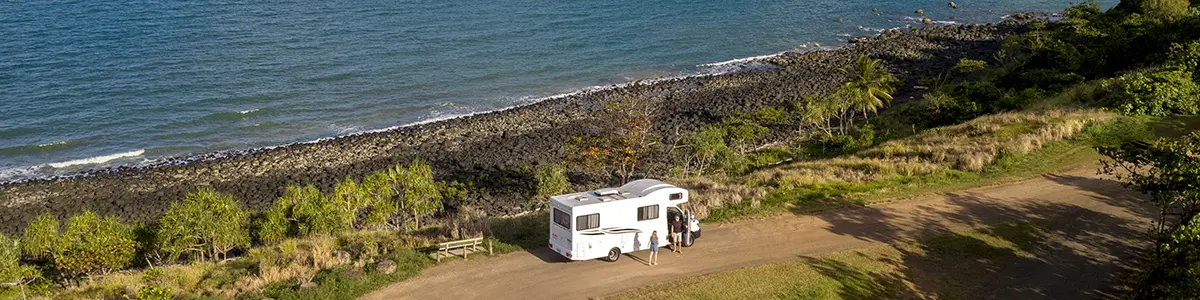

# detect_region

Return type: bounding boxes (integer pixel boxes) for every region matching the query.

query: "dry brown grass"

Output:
[672,176,767,219]
[227,235,352,296]
[859,109,1112,171]
[744,108,1115,189]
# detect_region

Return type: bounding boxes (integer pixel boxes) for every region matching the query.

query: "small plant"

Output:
[137,285,173,300]
[953,58,988,73]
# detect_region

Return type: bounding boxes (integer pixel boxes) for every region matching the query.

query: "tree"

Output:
[156,188,251,262]
[55,211,137,281]
[20,213,59,263]
[254,202,290,245]
[799,94,851,136]
[532,164,570,208]
[1099,132,1200,231]
[838,55,900,120]
[332,177,371,228]
[360,169,400,229]
[569,96,660,183]
[1,234,39,299]
[1140,0,1191,21]
[286,184,350,236]
[400,159,443,230]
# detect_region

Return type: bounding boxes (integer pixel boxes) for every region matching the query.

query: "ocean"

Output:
[0,0,1114,182]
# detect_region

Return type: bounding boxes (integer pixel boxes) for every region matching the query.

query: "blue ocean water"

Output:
[0,0,1113,181]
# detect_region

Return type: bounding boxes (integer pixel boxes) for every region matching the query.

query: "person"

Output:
[648,230,659,266]
[670,215,683,253]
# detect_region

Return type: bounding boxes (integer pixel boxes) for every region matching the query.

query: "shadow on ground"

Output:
[801,175,1155,299]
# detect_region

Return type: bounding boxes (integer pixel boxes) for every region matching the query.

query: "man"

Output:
[670,215,684,253]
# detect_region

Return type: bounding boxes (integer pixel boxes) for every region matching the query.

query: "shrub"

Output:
[1137,217,1200,298]
[1140,0,1191,21]
[953,59,988,73]
[255,202,291,245]
[1,234,23,283]
[532,164,569,207]
[719,117,770,154]
[747,105,792,125]
[55,211,137,280]
[137,285,173,300]
[1100,70,1200,116]
[1167,41,1200,78]
[21,213,59,262]
[1,234,38,298]
[287,184,351,236]
[157,188,251,262]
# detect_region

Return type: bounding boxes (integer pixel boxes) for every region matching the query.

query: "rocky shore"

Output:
[0,21,1031,234]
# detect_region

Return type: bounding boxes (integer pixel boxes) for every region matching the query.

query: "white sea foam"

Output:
[37,141,68,147]
[45,149,145,169]
[698,51,789,67]
[239,109,259,114]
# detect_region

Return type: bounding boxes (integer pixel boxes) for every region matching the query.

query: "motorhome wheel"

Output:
[606,248,621,262]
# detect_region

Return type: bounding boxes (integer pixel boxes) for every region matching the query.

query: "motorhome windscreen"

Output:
[552,208,570,229]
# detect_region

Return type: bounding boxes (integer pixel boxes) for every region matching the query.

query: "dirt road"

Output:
[362,168,1156,300]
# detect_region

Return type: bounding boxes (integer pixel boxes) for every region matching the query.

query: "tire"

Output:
[606,248,621,262]
[683,232,696,247]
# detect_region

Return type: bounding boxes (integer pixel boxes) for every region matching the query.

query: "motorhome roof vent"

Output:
[593,188,619,197]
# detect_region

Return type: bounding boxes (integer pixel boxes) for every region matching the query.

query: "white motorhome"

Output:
[547,179,701,262]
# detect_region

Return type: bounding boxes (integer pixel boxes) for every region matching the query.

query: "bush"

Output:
[1167,41,1200,78]
[55,211,137,280]
[21,213,59,262]
[1,234,23,283]
[953,59,988,73]
[1140,0,1191,21]
[1137,217,1200,298]
[157,188,251,262]
[719,117,770,154]
[1101,70,1200,116]
[287,184,352,236]
[255,203,291,245]
[532,164,570,207]
[137,285,173,300]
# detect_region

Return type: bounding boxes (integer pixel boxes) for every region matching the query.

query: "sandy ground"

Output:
[361,167,1155,300]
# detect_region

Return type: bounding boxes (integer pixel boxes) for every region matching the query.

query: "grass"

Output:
[689,109,1155,223]
[606,221,1050,300]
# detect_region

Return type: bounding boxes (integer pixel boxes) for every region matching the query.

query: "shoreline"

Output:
[0,19,1035,234]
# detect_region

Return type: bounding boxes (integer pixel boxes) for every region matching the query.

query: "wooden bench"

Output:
[432,236,492,262]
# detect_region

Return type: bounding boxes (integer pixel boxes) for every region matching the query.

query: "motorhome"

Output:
[547,179,701,262]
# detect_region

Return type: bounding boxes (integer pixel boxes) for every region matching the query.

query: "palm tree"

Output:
[838,55,900,119]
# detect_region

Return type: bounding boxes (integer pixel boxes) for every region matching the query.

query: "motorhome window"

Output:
[669,193,683,200]
[576,214,599,230]
[552,208,571,229]
[637,205,659,221]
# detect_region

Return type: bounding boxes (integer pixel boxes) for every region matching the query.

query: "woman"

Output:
[648,230,660,266]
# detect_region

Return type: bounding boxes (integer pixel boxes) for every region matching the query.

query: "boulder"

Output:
[376,259,397,275]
